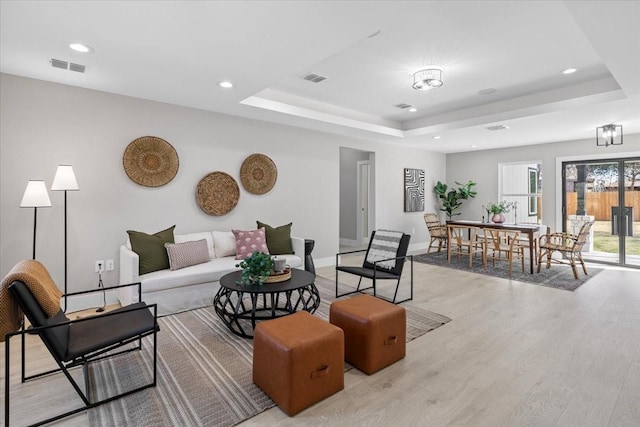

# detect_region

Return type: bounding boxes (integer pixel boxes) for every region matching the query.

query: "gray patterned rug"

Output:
[414,250,603,291]
[87,276,451,426]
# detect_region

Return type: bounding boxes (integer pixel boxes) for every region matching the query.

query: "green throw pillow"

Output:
[127,225,176,275]
[256,221,293,255]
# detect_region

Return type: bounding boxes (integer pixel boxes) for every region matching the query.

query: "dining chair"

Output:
[447,225,485,267]
[482,228,525,276]
[424,213,448,253]
[537,221,594,279]
[514,224,549,266]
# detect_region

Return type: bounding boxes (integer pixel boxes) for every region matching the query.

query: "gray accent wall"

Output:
[0,73,445,291]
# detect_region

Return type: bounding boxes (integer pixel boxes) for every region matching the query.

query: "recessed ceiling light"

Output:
[470,145,478,148]
[562,68,577,74]
[408,107,417,112]
[433,136,441,140]
[69,43,93,53]
[219,81,233,88]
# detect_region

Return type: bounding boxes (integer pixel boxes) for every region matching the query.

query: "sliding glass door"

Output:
[562,158,640,267]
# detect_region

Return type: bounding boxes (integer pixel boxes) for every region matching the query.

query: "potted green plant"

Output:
[483,200,516,223]
[235,251,274,285]
[433,180,477,220]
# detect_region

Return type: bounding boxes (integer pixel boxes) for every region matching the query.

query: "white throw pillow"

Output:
[174,232,215,259]
[212,231,236,258]
[165,239,210,270]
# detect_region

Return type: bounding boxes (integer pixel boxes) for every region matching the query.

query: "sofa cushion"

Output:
[175,232,215,259]
[233,228,269,260]
[165,239,210,270]
[140,257,241,293]
[127,225,175,275]
[257,221,293,255]
[213,231,236,258]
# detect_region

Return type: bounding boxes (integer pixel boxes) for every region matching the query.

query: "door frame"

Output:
[558,153,640,267]
[356,160,373,246]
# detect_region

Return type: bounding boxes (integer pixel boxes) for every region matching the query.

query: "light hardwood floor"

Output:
[2,257,640,426]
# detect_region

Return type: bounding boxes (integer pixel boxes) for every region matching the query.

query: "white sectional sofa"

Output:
[119,230,305,315]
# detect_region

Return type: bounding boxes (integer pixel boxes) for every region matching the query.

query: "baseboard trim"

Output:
[64,289,120,313]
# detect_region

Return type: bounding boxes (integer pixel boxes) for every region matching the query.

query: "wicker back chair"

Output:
[537,221,593,279]
[424,213,448,253]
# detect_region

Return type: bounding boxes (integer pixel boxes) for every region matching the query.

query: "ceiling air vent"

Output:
[69,63,86,73]
[394,103,413,109]
[50,59,86,73]
[50,58,68,70]
[486,125,509,131]
[300,72,327,83]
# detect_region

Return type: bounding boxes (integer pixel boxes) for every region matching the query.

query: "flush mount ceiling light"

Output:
[69,43,93,53]
[562,67,577,74]
[219,81,233,88]
[412,68,443,90]
[408,107,417,112]
[596,124,623,147]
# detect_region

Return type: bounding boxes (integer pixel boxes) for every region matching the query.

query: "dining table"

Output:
[446,220,543,274]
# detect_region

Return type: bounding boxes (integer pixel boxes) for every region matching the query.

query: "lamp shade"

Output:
[20,180,52,207]
[51,165,79,191]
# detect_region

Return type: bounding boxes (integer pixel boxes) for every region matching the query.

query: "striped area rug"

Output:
[87,276,451,426]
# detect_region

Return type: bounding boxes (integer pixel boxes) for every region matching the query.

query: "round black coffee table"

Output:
[214,269,320,338]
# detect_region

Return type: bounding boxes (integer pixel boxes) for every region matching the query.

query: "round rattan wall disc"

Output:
[123,136,179,187]
[240,153,277,195]
[196,172,240,216]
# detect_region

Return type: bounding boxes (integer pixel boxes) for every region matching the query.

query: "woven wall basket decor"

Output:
[196,172,240,216]
[240,153,277,195]
[123,136,179,187]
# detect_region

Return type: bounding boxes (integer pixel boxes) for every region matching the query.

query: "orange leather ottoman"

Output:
[253,311,344,416]
[330,294,406,374]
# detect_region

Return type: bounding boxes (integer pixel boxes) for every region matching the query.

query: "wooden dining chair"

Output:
[482,228,525,276]
[424,213,448,253]
[537,221,593,279]
[447,225,485,267]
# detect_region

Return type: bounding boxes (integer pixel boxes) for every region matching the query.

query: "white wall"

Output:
[447,136,640,231]
[0,73,445,292]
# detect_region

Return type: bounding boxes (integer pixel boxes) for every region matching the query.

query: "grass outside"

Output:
[592,220,640,255]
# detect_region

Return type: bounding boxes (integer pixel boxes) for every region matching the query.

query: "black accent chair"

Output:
[4,280,158,427]
[335,231,413,304]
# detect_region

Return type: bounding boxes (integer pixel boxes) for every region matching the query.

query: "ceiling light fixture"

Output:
[408,107,417,112]
[219,81,233,88]
[412,68,443,90]
[69,43,93,53]
[433,136,441,140]
[596,123,623,147]
[562,68,577,74]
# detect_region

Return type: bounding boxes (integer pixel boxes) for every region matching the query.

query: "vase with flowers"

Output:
[483,200,517,224]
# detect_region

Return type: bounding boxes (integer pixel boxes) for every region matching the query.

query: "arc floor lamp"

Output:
[51,165,79,312]
[20,180,52,259]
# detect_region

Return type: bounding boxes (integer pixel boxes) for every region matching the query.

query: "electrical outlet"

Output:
[106,259,114,271]
[95,260,104,273]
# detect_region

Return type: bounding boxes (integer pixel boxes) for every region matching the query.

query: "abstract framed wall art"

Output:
[404,168,425,212]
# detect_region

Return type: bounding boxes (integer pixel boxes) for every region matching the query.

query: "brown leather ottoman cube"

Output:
[330,294,406,374]
[253,311,344,416]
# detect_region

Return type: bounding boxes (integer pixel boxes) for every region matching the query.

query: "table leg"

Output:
[528,231,534,274]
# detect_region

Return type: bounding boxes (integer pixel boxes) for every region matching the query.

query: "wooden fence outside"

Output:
[566,191,640,221]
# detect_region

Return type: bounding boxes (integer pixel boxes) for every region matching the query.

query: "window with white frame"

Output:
[499,162,542,224]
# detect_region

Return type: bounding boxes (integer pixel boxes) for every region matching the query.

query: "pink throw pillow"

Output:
[232,228,269,260]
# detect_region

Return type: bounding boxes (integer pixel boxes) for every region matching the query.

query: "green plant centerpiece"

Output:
[433,180,477,220]
[483,200,517,224]
[235,251,274,285]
